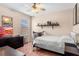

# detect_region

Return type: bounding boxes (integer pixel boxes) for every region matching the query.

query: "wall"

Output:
[32,9,73,35]
[0,5,32,42]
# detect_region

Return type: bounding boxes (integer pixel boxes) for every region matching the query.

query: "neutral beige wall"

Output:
[0,5,32,42]
[32,9,73,35]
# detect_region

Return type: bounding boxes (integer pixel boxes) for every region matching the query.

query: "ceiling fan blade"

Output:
[41,8,46,11]
[32,3,37,9]
[32,3,46,13]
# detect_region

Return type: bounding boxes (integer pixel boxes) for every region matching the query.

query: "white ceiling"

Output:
[0,3,75,16]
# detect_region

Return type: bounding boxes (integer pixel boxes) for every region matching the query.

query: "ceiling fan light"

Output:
[32,8,38,13]
[32,3,45,13]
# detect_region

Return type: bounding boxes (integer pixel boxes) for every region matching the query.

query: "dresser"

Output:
[0,36,24,49]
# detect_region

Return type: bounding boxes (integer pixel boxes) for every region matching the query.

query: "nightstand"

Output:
[65,43,79,56]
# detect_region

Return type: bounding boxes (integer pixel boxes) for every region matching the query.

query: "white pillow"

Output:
[70,32,76,39]
[75,34,79,43]
[70,32,77,43]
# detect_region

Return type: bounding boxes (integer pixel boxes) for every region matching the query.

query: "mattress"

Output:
[33,36,64,47]
[33,36,65,54]
[33,35,75,54]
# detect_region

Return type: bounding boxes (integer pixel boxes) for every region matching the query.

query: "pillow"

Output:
[33,31,44,38]
[75,34,79,43]
[61,35,75,44]
[70,32,76,39]
[70,32,77,43]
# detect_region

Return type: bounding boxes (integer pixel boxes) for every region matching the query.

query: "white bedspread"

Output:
[33,36,64,47]
[33,36,65,54]
[33,35,75,54]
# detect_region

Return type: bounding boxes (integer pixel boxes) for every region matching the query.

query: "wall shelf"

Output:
[37,21,59,29]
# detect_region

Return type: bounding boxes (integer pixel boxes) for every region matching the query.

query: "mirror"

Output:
[74,3,79,25]
[73,3,79,49]
[77,3,79,24]
[76,4,79,45]
[73,3,77,25]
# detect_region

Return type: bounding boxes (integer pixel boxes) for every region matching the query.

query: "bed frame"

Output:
[33,43,79,56]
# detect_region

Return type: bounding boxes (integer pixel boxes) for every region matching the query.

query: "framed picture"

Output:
[77,3,79,24]
[2,16,13,27]
[73,3,77,25]
[2,16,13,35]
[73,3,79,25]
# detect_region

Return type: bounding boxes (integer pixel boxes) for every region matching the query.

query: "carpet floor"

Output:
[17,42,61,56]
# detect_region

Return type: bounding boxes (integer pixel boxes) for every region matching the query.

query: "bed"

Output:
[33,33,76,54]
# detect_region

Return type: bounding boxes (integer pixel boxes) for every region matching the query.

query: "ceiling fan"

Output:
[32,3,46,13]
